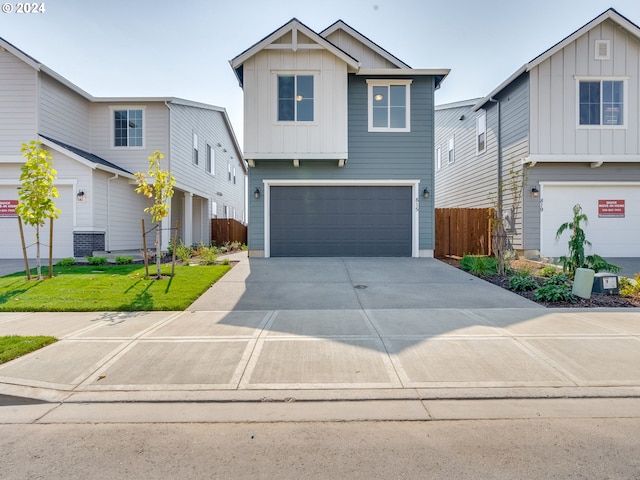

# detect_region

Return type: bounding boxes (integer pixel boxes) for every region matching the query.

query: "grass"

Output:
[0,264,231,311]
[0,335,57,364]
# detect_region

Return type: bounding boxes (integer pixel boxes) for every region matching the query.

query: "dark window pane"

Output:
[373,107,387,128]
[372,86,387,106]
[297,99,313,121]
[297,76,313,99]
[390,85,406,107]
[589,104,600,125]
[278,76,294,99]
[278,99,294,121]
[390,106,406,128]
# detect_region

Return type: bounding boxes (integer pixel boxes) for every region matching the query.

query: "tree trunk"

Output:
[35,224,42,280]
[155,223,161,279]
[17,216,31,281]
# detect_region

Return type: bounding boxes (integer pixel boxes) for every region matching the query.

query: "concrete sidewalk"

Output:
[1,254,640,423]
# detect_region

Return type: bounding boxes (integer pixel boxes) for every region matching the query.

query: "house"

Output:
[230,19,449,257]
[0,36,246,259]
[435,8,640,259]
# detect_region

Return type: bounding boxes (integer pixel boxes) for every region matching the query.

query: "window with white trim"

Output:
[448,137,455,164]
[578,79,625,127]
[206,144,214,175]
[233,167,236,185]
[113,109,143,147]
[476,111,486,153]
[367,79,411,132]
[436,147,441,171]
[192,132,199,165]
[227,163,231,181]
[278,74,314,122]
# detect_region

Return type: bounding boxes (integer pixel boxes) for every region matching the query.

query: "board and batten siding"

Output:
[530,19,640,156]
[0,49,37,158]
[247,74,436,252]
[242,49,348,159]
[39,74,91,151]
[322,30,399,69]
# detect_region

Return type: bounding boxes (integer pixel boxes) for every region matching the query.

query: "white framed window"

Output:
[278,74,314,122]
[476,111,487,153]
[577,78,626,127]
[113,108,144,147]
[227,163,231,181]
[436,147,441,171]
[367,79,411,132]
[211,200,218,218]
[206,144,215,175]
[448,137,455,164]
[223,205,228,218]
[233,167,236,185]
[192,132,199,165]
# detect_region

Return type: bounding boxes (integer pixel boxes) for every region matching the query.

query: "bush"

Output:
[460,255,498,277]
[509,272,539,292]
[620,275,640,297]
[221,258,230,266]
[532,273,575,303]
[115,256,133,265]
[585,254,621,274]
[85,256,108,266]
[175,241,193,263]
[195,244,218,265]
[539,265,558,278]
[56,257,75,267]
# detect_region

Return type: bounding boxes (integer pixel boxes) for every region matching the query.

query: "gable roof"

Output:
[473,8,640,110]
[319,20,411,69]
[230,18,361,86]
[39,135,134,177]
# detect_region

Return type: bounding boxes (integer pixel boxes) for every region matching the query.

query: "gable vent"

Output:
[595,40,610,60]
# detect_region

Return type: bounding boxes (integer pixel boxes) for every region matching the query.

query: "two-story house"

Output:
[231,19,448,257]
[0,36,246,259]
[435,8,640,260]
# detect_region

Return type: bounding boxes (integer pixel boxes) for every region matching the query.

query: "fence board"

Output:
[435,208,493,258]
[210,218,247,246]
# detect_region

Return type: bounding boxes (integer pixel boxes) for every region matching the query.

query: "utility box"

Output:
[573,268,595,299]
[592,272,619,295]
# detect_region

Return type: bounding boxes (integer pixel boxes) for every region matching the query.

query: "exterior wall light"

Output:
[423,188,430,199]
[531,187,540,197]
[254,187,261,199]
[76,190,86,202]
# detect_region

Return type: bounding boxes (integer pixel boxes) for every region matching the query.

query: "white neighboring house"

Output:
[0,36,246,259]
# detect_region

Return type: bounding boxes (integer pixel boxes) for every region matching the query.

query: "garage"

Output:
[269,185,413,257]
[540,183,640,258]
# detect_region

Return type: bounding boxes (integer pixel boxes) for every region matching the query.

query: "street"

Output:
[2,419,639,479]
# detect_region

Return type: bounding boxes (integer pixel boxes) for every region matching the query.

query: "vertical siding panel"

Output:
[562,43,576,154]
[549,54,564,153]
[529,68,539,154]
[537,59,551,154]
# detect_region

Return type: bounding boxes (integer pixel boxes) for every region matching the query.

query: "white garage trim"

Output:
[262,179,421,258]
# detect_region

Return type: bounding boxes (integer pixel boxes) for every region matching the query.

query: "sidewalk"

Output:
[1,253,639,423]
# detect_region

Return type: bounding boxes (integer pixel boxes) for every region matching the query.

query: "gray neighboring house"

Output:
[435,8,640,259]
[0,36,245,259]
[231,18,449,257]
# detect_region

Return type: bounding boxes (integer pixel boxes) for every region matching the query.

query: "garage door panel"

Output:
[270,185,412,257]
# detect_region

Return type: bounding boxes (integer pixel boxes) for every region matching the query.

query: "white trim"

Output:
[476,111,487,154]
[366,79,412,133]
[525,154,640,165]
[595,40,610,60]
[540,181,640,186]
[574,77,628,129]
[436,146,442,171]
[244,152,349,160]
[262,179,421,258]
[357,68,450,76]
[448,136,455,164]
[109,105,146,149]
[273,71,319,124]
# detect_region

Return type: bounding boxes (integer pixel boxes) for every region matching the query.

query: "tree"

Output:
[15,141,61,280]
[134,150,176,279]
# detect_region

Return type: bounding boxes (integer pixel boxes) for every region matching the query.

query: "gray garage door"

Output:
[270,185,412,257]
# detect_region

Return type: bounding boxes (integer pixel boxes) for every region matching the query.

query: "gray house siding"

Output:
[248,74,436,253]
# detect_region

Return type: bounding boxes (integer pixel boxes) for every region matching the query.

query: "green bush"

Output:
[56,257,75,267]
[509,272,539,292]
[221,258,230,266]
[460,255,498,277]
[115,256,133,265]
[620,275,640,297]
[195,244,218,265]
[85,256,107,266]
[585,254,621,274]
[175,241,193,263]
[533,284,575,303]
[539,265,558,278]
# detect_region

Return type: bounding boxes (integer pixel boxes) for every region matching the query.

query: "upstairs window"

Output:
[114,109,143,147]
[192,132,199,165]
[436,147,442,171]
[448,137,455,164]
[578,79,625,127]
[476,112,486,153]
[278,75,314,122]
[367,79,411,132]
[206,144,214,175]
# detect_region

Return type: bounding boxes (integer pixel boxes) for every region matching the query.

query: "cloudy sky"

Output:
[2,0,640,145]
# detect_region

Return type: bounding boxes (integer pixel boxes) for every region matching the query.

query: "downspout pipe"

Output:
[488,97,502,216]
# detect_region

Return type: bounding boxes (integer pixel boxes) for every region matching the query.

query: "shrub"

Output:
[509,272,539,292]
[585,254,621,274]
[533,284,575,303]
[196,244,218,265]
[115,256,133,265]
[56,257,75,267]
[460,255,498,277]
[85,256,107,266]
[620,275,640,297]
[221,258,230,266]
[539,265,558,278]
[175,241,193,263]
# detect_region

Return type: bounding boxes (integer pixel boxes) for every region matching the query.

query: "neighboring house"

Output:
[230,18,448,257]
[435,8,640,260]
[0,36,246,259]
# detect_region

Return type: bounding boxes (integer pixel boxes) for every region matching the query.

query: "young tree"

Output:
[16,141,61,280]
[135,150,176,279]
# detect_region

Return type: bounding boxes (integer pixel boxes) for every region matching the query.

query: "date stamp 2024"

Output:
[2,2,46,14]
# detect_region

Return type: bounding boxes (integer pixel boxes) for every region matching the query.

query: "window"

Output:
[578,79,625,126]
[211,200,217,218]
[228,163,231,181]
[367,79,411,132]
[233,167,236,185]
[223,205,228,218]
[278,75,314,122]
[114,109,143,147]
[476,112,486,153]
[436,147,441,171]
[448,137,455,164]
[206,144,214,175]
[192,133,199,165]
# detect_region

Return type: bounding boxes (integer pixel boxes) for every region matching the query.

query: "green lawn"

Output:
[0,335,58,364]
[0,264,231,311]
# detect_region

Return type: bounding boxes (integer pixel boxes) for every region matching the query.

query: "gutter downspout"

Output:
[489,97,502,216]
[106,174,118,251]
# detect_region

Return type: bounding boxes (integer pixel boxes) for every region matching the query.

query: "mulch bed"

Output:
[438,257,640,308]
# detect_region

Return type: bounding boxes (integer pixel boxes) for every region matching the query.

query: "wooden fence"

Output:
[435,208,494,258]
[211,218,247,246]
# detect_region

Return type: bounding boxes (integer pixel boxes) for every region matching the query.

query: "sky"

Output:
[2,0,640,147]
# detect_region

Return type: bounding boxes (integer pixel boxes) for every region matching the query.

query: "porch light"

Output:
[254,187,261,199]
[76,190,86,202]
[423,188,430,199]
[530,187,540,197]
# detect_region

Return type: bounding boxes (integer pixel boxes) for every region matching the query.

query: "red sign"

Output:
[0,200,18,217]
[598,199,625,218]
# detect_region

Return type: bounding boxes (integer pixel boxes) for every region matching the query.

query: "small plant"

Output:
[241,244,249,251]
[175,241,193,263]
[619,275,640,297]
[230,241,242,251]
[56,257,75,267]
[543,272,573,286]
[532,273,575,303]
[539,265,558,278]
[85,256,108,266]
[221,258,230,266]
[585,254,621,274]
[556,204,590,277]
[115,256,133,265]
[460,255,498,277]
[195,243,218,265]
[509,272,539,292]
